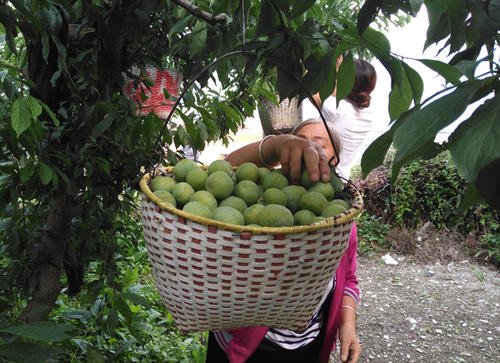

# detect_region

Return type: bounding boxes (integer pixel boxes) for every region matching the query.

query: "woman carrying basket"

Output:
[205,119,361,363]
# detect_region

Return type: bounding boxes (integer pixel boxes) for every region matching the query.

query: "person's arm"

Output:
[225,134,331,184]
[338,224,361,362]
[311,93,322,107]
[338,295,360,363]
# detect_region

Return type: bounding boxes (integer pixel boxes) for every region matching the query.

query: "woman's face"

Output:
[294,123,336,161]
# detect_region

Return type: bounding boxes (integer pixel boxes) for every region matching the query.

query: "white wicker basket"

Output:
[139,167,363,333]
[258,97,302,135]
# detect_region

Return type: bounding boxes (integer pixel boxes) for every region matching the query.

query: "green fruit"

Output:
[330,169,345,193]
[283,185,307,213]
[189,190,218,211]
[220,196,247,214]
[329,199,350,210]
[234,180,262,205]
[301,169,315,189]
[321,203,347,217]
[258,204,294,227]
[309,182,335,200]
[293,209,316,226]
[185,167,208,191]
[173,158,197,181]
[213,206,245,225]
[262,187,287,206]
[258,167,271,182]
[207,159,232,175]
[205,171,234,200]
[299,191,328,216]
[236,162,259,182]
[171,182,195,207]
[311,216,326,223]
[153,190,177,207]
[243,204,265,225]
[150,175,176,192]
[262,171,288,190]
[182,201,213,219]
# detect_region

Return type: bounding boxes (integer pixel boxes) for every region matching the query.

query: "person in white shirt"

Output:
[301,59,377,179]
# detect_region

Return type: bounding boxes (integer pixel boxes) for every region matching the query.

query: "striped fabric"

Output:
[263,277,336,349]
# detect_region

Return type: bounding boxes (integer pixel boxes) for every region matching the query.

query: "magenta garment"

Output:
[214,223,360,363]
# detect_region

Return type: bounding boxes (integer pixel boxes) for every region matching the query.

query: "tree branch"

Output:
[171,0,226,24]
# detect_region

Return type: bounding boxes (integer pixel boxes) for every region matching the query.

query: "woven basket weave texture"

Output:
[258,97,302,135]
[140,168,362,333]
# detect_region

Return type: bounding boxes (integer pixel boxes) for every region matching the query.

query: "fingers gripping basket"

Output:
[139,167,363,334]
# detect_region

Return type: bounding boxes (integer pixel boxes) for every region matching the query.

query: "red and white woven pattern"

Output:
[123,65,181,119]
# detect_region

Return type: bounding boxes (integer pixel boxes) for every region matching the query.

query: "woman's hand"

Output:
[338,320,361,363]
[274,134,331,184]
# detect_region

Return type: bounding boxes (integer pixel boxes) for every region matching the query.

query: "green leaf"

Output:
[11,97,32,137]
[476,158,500,210]
[256,0,281,37]
[335,52,355,103]
[189,21,207,57]
[361,127,395,178]
[38,162,53,185]
[63,309,92,323]
[19,158,35,184]
[1,321,75,343]
[303,50,336,100]
[0,341,53,362]
[362,27,391,62]
[40,100,60,127]
[454,60,477,80]
[424,0,449,49]
[457,182,482,212]
[114,296,133,322]
[290,0,315,17]
[448,94,500,182]
[168,15,192,37]
[91,114,114,138]
[122,291,150,307]
[106,308,119,335]
[401,62,423,106]
[446,0,468,52]
[388,59,413,120]
[419,59,462,85]
[391,79,486,180]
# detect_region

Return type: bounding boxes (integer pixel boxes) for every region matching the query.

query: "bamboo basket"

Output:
[258,97,302,135]
[139,166,363,334]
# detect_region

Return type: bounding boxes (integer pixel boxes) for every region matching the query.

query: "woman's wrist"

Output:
[258,134,276,167]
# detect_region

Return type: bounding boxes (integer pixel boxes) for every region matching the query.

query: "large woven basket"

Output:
[139,167,363,334]
[258,97,302,135]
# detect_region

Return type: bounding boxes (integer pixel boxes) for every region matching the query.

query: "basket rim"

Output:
[140,166,363,234]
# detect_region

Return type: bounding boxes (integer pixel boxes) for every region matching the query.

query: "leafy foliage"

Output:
[356,213,391,254]
[0,198,206,362]
[0,3,498,361]
[359,152,499,238]
[360,0,500,210]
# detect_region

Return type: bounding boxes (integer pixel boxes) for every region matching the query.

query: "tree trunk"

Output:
[19,193,74,323]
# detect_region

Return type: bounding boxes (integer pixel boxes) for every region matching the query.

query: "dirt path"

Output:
[331,255,499,362]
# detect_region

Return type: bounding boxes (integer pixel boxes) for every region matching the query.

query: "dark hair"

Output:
[347,59,377,109]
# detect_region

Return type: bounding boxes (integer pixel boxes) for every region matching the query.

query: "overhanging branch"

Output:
[171,0,227,24]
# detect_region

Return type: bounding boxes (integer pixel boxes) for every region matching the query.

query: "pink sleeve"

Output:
[343,223,360,303]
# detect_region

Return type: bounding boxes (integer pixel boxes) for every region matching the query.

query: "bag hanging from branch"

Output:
[123,65,182,119]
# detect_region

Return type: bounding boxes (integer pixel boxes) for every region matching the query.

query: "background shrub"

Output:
[356,151,499,264]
